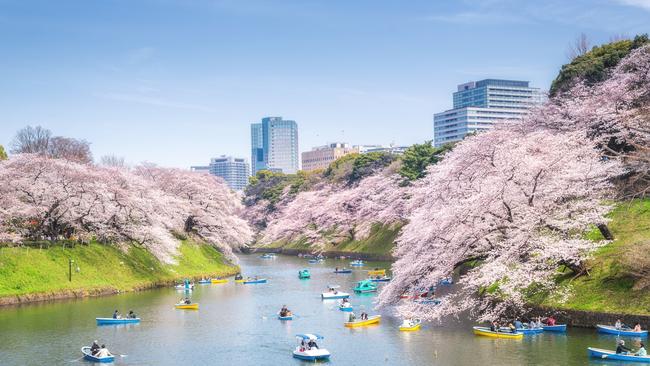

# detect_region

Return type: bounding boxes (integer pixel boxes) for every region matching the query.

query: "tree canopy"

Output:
[398,141,452,182]
[0,145,7,160]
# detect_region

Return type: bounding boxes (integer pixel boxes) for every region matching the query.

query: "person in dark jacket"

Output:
[617,339,632,354]
[90,340,100,356]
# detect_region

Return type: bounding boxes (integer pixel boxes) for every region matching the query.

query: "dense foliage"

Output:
[0,145,7,160]
[550,34,649,96]
[398,142,452,182]
[0,155,252,263]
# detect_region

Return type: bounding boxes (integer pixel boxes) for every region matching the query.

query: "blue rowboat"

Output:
[350,260,364,267]
[334,268,352,274]
[543,324,567,332]
[96,317,140,325]
[439,277,453,286]
[597,324,649,337]
[243,278,268,284]
[81,346,114,363]
[278,315,293,320]
[339,305,353,312]
[369,276,391,282]
[298,269,311,279]
[588,347,650,362]
[198,279,211,284]
[415,299,441,305]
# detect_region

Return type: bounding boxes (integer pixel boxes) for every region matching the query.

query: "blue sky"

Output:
[1,0,649,168]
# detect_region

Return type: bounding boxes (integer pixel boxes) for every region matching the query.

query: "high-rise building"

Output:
[433,79,543,147]
[302,143,358,171]
[191,156,250,191]
[251,117,299,174]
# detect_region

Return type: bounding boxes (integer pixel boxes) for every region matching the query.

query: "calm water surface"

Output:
[0,254,644,365]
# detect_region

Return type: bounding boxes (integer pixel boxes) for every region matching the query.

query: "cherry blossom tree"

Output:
[377,126,620,321]
[0,155,252,263]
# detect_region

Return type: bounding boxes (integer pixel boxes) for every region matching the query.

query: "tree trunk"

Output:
[597,223,614,240]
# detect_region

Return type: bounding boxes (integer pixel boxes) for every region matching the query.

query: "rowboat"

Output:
[211,278,228,284]
[175,303,199,310]
[81,346,114,363]
[597,324,649,337]
[243,278,267,284]
[278,315,293,320]
[334,268,352,274]
[298,269,311,279]
[414,298,441,305]
[350,260,364,267]
[543,324,567,332]
[353,280,378,293]
[293,334,330,361]
[96,317,140,325]
[399,319,421,331]
[308,258,324,264]
[369,276,391,282]
[234,278,245,283]
[339,305,353,312]
[260,253,277,259]
[588,347,650,362]
[175,284,194,290]
[439,277,453,285]
[321,285,350,299]
[368,269,386,276]
[345,315,381,328]
[198,279,211,284]
[473,326,523,339]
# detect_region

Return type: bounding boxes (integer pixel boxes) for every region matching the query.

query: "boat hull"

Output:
[399,324,421,331]
[81,347,114,363]
[334,269,352,274]
[344,315,381,328]
[175,303,199,310]
[198,280,211,284]
[369,277,391,282]
[543,324,567,332]
[588,347,650,362]
[243,279,267,284]
[234,279,245,283]
[339,306,353,312]
[278,316,293,320]
[473,327,523,339]
[597,324,649,337]
[368,269,386,276]
[321,293,350,300]
[292,349,331,361]
[96,317,140,325]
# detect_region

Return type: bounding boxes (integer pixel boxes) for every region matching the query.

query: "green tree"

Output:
[550,34,649,97]
[0,144,7,160]
[399,141,453,181]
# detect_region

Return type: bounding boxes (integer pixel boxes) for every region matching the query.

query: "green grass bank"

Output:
[255,223,401,259]
[535,199,650,315]
[0,240,238,305]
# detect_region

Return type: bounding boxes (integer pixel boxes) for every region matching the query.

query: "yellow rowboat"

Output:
[234,279,245,283]
[211,279,228,284]
[368,269,386,276]
[472,326,523,339]
[344,315,381,328]
[399,320,421,331]
[175,303,199,310]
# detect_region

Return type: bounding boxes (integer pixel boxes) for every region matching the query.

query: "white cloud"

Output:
[614,0,650,10]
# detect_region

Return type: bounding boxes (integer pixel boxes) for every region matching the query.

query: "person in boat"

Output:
[634,323,643,332]
[307,339,319,349]
[615,319,624,329]
[235,273,243,280]
[514,319,523,329]
[490,321,500,332]
[506,322,516,333]
[546,315,556,326]
[348,312,356,322]
[280,305,289,317]
[127,310,136,319]
[617,339,632,354]
[181,297,191,304]
[96,344,111,358]
[636,342,647,357]
[341,298,350,307]
[361,312,368,320]
[90,341,100,356]
[112,310,120,319]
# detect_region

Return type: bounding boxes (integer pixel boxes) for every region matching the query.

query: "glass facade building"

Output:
[250,117,299,174]
[209,155,250,191]
[434,79,543,146]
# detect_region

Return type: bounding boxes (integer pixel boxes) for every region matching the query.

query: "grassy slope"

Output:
[259,223,401,255]
[0,240,238,297]
[539,199,650,314]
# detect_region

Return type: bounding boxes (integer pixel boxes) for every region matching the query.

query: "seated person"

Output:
[507,323,517,333]
[96,345,111,358]
[90,341,100,356]
[235,273,243,280]
[637,342,647,357]
[514,320,523,329]
[617,340,632,354]
[615,319,624,329]
[490,321,500,332]
[127,310,136,319]
[184,297,191,304]
[361,312,368,320]
[307,339,318,349]
[634,323,643,332]
[348,312,356,322]
[112,310,120,319]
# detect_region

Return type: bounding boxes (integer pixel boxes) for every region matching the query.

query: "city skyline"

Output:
[1,1,649,168]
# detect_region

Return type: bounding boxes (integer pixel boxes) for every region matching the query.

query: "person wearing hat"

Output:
[90,340,100,356]
[617,339,632,354]
[636,342,647,357]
